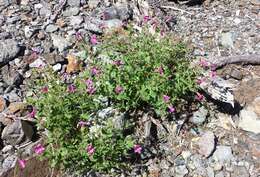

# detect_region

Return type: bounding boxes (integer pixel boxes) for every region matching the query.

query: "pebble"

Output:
[24,26,37,38]
[45,24,59,33]
[51,34,72,52]
[190,106,208,125]
[67,0,81,7]
[175,165,189,177]
[239,108,260,134]
[63,7,80,17]
[88,0,100,9]
[0,39,20,65]
[206,167,215,177]
[213,146,234,163]
[2,154,17,170]
[29,58,46,68]
[70,16,84,26]
[231,166,249,177]
[220,32,234,48]
[197,131,216,157]
[52,63,62,72]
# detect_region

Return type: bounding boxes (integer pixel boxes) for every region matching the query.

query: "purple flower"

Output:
[34,144,45,155]
[155,66,164,76]
[29,107,36,118]
[143,16,151,22]
[90,34,98,45]
[112,60,123,66]
[85,79,93,87]
[210,71,217,78]
[210,64,217,71]
[77,120,90,128]
[67,84,76,93]
[41,86,48,93]
[91,67,100,76]
[115,85,123,94]
[196,78,205,85]
[133,144,142,154]
[195,92,204,101]
[199,59,209,69]
[18,159,26,169]
[163,95,170,103]
[86,144,95,156]
[168,105,175,113]
[75,31,83,41]
[87,86,96,95]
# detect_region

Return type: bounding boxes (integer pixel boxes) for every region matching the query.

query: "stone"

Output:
[24,26,37,39]
[1,145,14,154]
[251,97,260,117]
[239,108,260,134]
[70,16,84,26]
[0,96,7,112]
[63,7,80,17]
[103,19,123,31]
[230,68,243,80]
[213,162,223,171]
[52,63,62,72]
[1,65,23,87]
[39,3,51,17]
[29,58,46,68]
[1,120,34,146]
[7,102,27,115]
[206,167,215,177]
[215,171,225,177]
[88,0,100,9]
[67,0,81,6]
[4,91,22,103]
[213,146,234,163]
[197,131,216,157]
[43,53,64,65]
[84,18,103,34]
[220,32,234,48]
[175,165,189,177]
[45,24,58,33]
[2,154,17,170]
[97,107,114,119]
[0,39,20,65]
[190,106,208,125]
[115,3,133,21]
[37,31,45,40]
[51,34,72,52]
[231,166,249,177]
[6,16,20,24]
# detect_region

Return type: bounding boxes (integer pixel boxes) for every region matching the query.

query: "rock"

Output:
[63,7,80,17]
[88,0,100,9]
[175,165,189,177]
[213,146,234,163]
[1,120,34,146]
[0,39,20,65]
[231,166,249,177]
[24,26,37,39]
[197,131,216,157]
[84,18,103,34]
[37,31,45,40]
[45,24,58,33]
[215,171,225,177]
[43,53,64,65]
[103,19,123,31]
[115,3,133,21]
[52,63,62,72]
[190,106,208,125]
[70,16,84,26]
[66,54,81,73]
[1,145,14,154]
[7,102,27,115]
[213,162,223,171]
[4,90,22,103]
[2,154,17,170]
[220,32,234,48]
[39,2,51,17]
[206,167,215,177]
[239,108,260,134]
[6,16,20,24]
[0,96,7,112]
[230,68,243,80]
[29,58,46,68]
[51,34,72,53]
[67,0,81,6]
[97,107,114,119]
[1,65,23,87]
[251,97,260,117]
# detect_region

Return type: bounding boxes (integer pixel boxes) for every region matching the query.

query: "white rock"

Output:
[213,146,234,163]
[197,131,216,157]
[29,58,46,68]
[51,34,72,52]
[239,108,260,134]
[52,63,62,72]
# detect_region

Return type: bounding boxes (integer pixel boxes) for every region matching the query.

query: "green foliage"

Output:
[27,27,198,174]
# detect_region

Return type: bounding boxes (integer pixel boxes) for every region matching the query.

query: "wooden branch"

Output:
[208,54,260,69]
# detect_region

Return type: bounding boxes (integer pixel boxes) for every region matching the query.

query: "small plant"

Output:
[27,26,198,174]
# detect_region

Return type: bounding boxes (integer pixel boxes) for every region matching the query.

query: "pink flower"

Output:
[195,92,204,101]
[18,159,26,169]
[34,144,45,155]
[133,144,142,154]
[29,107,36,118]
[113,60,123,66]
[196,77,205,85]
[199,59,209,69]
[210,64,217,71]
[77,121,90,128]
[210,71,217,78]
[115,85,123,94]
[163,95,170,103]
[155,66,164,76]
[160,28,165,37]
[85,79,93,87]
[91,67,100,76]
[90,34,97,45]
[75,31,83,41]
[168,105,175,113]
[143,16,151,22]
[67,84,76,93]
[86,144,95,156]
[41,86,48,93]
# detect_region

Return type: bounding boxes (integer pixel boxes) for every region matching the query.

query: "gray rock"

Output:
[63,7,80,17]
[67,0,81,6]
[4,90,22,102]
[45,24,59,33]
[1,120,34,146]
[197,131,216,157]
[24,26,37,38]
[1,65,23,86]
[1,145,14,154]
[230,68,243,80]
[103,7,119,20]
[215,171,225,177]
[190,106,208,125]
[239,108,260,134]
[213,146,234,163]
[104,19,123,31]
[70,16,84,26]
[51,34,72,52]
[231,166,249,177]
[220,32,234,48]
[2,154,17,170]
[6,16,20,24]
[39,6,52,17]
[175,165,189,177]
[84,18,103,34]
[97,107,114,119]
[0,0,12,6]
[115,4,133,21]
[206,167,215,177]
[29,58,46,68]
[0,39,20,65]
[88,0,100,9]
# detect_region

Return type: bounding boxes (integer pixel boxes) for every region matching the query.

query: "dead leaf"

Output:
[66,54,81,73]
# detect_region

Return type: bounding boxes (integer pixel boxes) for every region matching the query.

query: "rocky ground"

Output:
[0,0,259,176]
